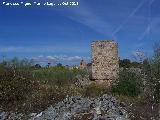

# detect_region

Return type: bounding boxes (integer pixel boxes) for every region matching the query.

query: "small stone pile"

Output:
[0,94,129,120]
[30,94,129,120]
[0,111,25,120]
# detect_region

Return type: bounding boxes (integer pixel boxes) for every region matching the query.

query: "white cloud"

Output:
[46,56,56,60]
[32,55,91,65]
[67,56,81,61]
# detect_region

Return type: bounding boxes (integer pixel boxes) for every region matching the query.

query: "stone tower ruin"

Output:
[91,40,119,83]
[79,59,87,69]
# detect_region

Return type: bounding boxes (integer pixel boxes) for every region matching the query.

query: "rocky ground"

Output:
[0,94,129,120]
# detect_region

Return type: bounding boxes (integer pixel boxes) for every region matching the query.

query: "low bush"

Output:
[33,66,87,86]
[112,69,142,97]
[142,42,160,103]
[0,58,38,112]
[0,59,88,113]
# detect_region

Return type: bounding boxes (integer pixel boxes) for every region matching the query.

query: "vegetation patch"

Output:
[112,69,142,97]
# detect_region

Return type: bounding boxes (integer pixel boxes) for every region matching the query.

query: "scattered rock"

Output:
[0,111,7,120]
[0,94,130,120]
[31,94,129,120]
[0,111,25,120]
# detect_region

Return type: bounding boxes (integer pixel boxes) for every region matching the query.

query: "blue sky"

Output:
[0,0,160,65]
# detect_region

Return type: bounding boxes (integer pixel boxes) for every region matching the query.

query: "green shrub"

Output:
[142,42,160,103]
[119,59,142,68]
[119,59,131,68]
[112,69,142,97]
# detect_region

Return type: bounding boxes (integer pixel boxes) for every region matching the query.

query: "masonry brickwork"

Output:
[91,40,119,82]
[79,59,87,69]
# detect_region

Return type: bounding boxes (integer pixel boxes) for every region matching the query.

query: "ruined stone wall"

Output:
[79,59,87,69]
[91,40,119,81]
